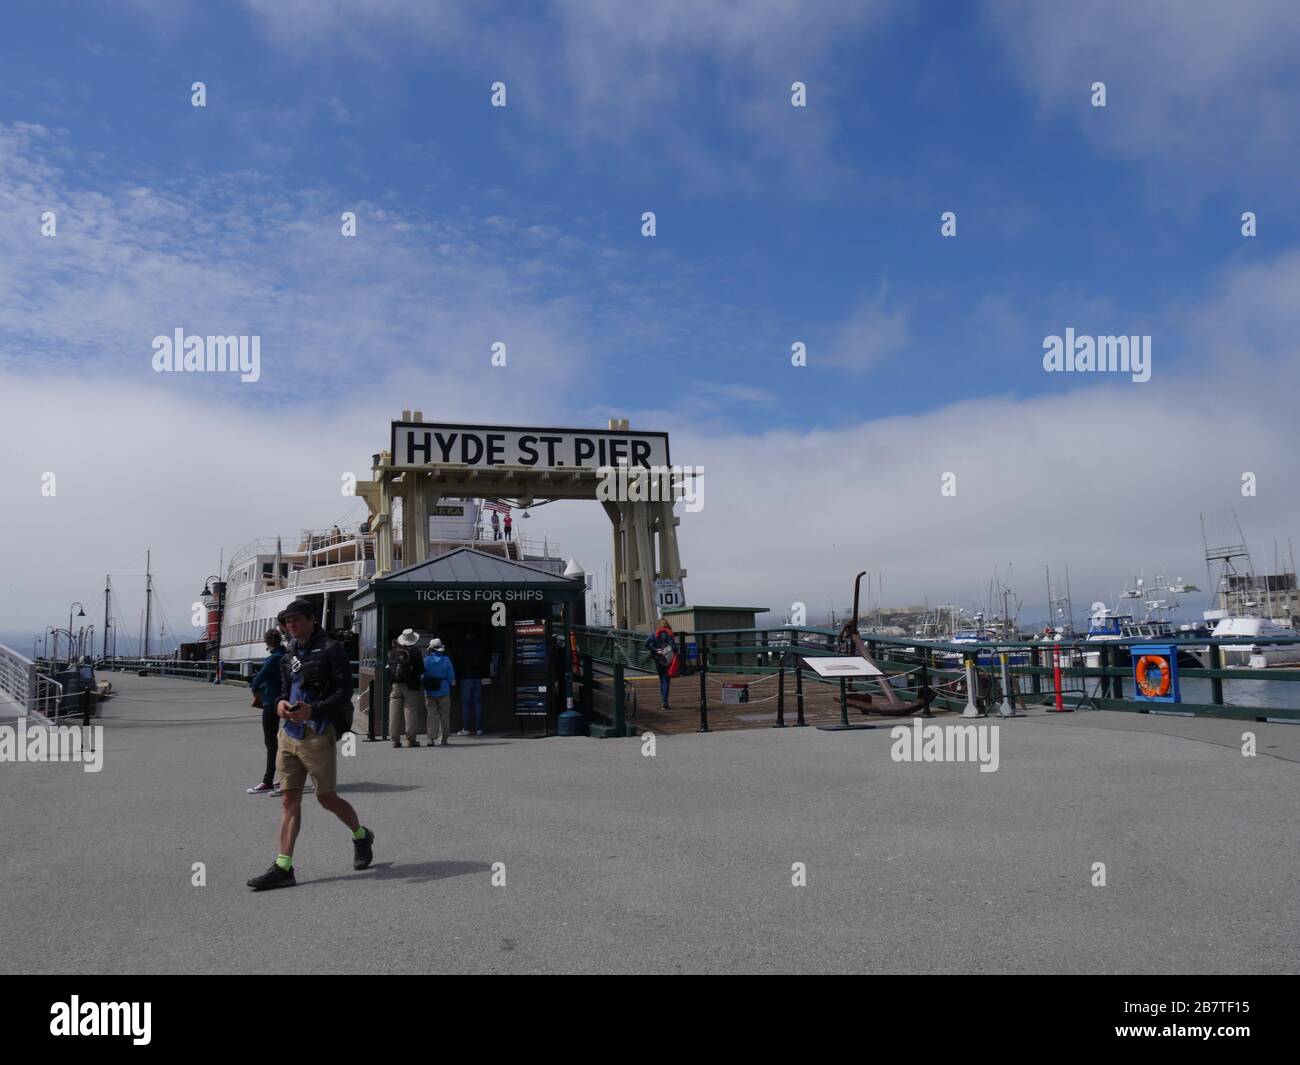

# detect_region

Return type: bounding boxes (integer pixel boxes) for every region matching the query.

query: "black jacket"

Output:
[280,626,353,731]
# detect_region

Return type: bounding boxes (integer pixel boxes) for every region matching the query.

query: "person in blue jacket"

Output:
[247,629,287,793]
[423,637,457,746]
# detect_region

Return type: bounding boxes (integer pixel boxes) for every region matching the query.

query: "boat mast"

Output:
[1064,562,1074,635]
[143,549,152,657]
[103,575,111,660]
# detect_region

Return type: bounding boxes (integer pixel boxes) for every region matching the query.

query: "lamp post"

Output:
[50,627,74,665]
[67,602,85,663]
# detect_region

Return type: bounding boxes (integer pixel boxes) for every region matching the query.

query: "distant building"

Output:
[1219,572,1300,624]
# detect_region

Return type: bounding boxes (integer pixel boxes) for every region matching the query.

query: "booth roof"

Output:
[376,546,583,586]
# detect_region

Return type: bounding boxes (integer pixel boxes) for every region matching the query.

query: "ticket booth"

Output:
[350,547,585,737]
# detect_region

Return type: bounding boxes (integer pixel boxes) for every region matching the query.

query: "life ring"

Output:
[1135,655,1171,698]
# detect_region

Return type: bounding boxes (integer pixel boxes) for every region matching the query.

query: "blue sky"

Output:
[2,0,1300,642]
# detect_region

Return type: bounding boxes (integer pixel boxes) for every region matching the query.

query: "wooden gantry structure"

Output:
[353,413,686,631]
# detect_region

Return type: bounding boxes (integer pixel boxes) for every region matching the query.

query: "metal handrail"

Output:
[569,624,1300,721]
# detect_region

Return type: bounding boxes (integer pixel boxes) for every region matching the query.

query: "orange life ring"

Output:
[1135,655,1171,698]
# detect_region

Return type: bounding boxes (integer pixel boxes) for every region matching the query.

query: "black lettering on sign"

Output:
[574,437,595,465]
[518,435,539,465]
[407,431,433,465]
[608,438,628,465]
[539,435,562,466]
[434,432,456,463]
[631,439,651,467]
[461,434,484,465]
[486,434,506,465]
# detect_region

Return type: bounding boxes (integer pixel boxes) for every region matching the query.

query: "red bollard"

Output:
[1050,643,1065,712]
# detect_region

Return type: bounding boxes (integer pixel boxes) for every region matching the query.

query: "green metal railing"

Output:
[570,625,1300,733]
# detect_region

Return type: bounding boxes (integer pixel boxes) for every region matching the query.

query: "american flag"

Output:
[482,500,512,514]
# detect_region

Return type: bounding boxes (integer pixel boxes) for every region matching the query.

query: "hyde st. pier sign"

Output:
[391,421,670,470]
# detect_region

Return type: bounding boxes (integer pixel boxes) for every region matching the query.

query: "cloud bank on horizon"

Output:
[1,0,1298,642]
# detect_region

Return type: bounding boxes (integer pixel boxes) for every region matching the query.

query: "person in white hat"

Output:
[422,637,456,746]
[386,629,426,748]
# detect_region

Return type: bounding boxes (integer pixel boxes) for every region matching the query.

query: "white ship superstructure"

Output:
[212,499,564,665]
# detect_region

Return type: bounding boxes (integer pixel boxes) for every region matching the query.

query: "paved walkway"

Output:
[2,672,1297,973]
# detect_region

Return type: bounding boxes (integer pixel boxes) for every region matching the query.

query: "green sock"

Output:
[276,854,293,871]
[352,826,368,840]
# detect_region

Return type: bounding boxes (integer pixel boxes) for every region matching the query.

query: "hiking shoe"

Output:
[391,740,401,748]
[407,739,421,748]
[246,782,276,794]
[247,864,296,891]
[353,828,375,870]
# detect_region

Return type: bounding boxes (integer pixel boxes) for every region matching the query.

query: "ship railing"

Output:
[230,527,372,568]
[289,560,365,588]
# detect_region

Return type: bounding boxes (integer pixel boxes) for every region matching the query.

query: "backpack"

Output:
[403,647,425,689]
[294,637,354,736]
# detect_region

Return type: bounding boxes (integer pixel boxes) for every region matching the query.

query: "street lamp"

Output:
[67,602,85,662]
[49,627,73,664]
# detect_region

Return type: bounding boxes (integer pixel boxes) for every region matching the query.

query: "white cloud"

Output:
[0,124,592,396]
[229,0,903,194]
[983,0,1300,188]
[824,286,909,371]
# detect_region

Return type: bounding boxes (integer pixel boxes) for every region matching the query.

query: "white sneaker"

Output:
[477,730,485,736]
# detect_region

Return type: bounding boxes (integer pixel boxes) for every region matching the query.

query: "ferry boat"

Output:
[210,499,565,667]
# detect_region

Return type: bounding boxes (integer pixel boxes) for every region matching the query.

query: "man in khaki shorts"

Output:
[246,598,374,891]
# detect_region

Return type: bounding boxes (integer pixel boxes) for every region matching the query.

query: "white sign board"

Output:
[654,578,685,610]
[802,656,883,678]
[393,421,670,470]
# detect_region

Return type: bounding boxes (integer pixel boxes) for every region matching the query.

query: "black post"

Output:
[1112,647,1123,700]
[775,652,786,728]
[580,653,593,717]
[794,655,806,726]
[1210,643,1224,706]
[839,676,849,727]
[919,661,934,718]
[1100,644,1111,699]
[613,662,627,737]
[697,633,710,733]
[1031,646,1041,695]
[366,680,377,742]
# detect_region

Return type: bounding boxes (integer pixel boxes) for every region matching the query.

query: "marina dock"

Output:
[2,671,1296,974]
